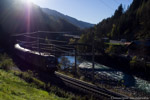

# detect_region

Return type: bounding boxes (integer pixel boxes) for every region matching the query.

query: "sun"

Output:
[27,0,32,3]
[24,0,35,4]
[22,0,37,5]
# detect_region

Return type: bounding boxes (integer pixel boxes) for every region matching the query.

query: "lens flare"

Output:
[27,0,31,3]
[26,0,31,32]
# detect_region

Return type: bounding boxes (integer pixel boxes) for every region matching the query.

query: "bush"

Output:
[16,71,46,89]
[105,45,114,54]
[130,56,147,72]
[105,45,126,54]
[132,56,137,61]
[0,53,15,71]
[50,86,69,98]
[130,60,136,69]
[80,76,85,81]
[0,59,14,71]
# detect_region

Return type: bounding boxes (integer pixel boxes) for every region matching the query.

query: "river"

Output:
[58,56,150,94]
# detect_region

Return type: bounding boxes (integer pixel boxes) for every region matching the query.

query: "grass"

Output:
[0,53,96,100]
[0,53,67,100]
[0,70,67,100]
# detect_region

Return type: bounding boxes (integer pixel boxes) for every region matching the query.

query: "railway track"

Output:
[55,72,130,100]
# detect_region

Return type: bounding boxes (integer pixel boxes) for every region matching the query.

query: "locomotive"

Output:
[14,43,57,72]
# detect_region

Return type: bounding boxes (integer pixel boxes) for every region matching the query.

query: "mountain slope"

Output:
[79,0,150,41]
[42,8,94,29]
[0,0,80,35]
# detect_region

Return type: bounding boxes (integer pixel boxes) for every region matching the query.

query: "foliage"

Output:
[129,56,147,71]
[130,56,137,69]
[105,45,115,54]
[0,0,80,48]
[14,71,93,100]
[0,53,15,71]
[69,38,76,44]
[79,0,150,53]
[59,57,71,71]
[105,45,126,54]
[132,56,137,61]
[14,71,46,89]
[0,70,65,100]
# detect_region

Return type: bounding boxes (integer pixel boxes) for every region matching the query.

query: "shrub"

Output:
[16,71,46,89]
[105,45,114,54]
[50,86,69,98]
[132,56,137,61]
[0,53,15,71]
[0,59,14,71]
[80,76,85,81]
[32,78,46,88]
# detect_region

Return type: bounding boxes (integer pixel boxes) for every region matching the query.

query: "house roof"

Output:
[132,40,150,46]
[127,40,150,49]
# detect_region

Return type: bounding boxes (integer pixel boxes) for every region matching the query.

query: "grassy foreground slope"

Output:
[0,53,96,100]
[0,70,66,100]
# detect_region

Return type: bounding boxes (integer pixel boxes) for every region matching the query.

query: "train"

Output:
[14,43,57,72]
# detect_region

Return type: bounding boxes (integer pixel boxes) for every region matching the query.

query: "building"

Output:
[128,40,150,59]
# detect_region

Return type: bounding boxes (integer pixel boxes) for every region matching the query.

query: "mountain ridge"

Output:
[0,0,80,34]
[79,0,150,41]
[42,8,95,29]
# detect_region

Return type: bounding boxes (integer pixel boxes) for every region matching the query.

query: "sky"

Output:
[27,0,133,24]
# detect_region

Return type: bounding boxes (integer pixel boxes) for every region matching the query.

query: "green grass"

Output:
[0,70,67,100]
[0,53,96,100]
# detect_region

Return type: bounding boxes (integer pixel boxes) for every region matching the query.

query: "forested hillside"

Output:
[42,8,94,29]
[0,0,80,45]
[79,0,150,42]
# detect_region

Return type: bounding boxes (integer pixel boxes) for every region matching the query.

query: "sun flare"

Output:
[25,0,34,4]
[27,0,31,3]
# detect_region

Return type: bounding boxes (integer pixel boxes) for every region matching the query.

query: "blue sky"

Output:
[29,0,133,24]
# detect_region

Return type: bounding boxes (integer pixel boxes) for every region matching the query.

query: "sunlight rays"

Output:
[26,0,31,32]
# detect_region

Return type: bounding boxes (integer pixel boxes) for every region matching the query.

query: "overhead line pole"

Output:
[92,32,95,83]
[37,31,41,56]
[75,45,77,75]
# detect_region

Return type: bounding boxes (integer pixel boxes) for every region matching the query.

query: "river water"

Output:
[58,56,150,94]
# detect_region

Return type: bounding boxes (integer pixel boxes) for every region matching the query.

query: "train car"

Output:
[14,44,57,72]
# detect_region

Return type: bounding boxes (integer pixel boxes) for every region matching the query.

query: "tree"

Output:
[114,4,123,19]
[60,57,71,71]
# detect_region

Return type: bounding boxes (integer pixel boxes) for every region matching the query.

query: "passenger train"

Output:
[14,43,57,72]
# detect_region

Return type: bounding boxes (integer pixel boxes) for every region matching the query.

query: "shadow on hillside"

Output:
[123,74,136,87]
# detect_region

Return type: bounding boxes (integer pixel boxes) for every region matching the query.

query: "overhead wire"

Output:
[12,31,73,37]
[113,0,120,5]
[100,0,115,11]
[22,43,74,54]
[39,43,74,50]
[37,31,71,34]
[17,39,74,50]
[13,31,79,55]
[23,35,67,43]
[12,31,38,36]
[17,40,38,44]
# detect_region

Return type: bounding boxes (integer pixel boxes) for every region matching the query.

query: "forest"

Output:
[78,0,150,80]
[79,0,150,43]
